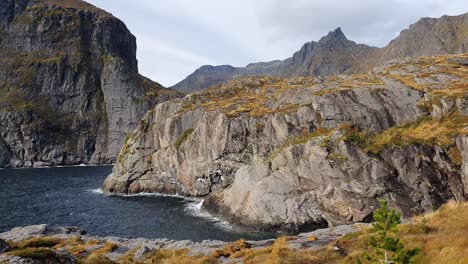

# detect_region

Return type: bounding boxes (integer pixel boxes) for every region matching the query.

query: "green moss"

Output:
[175,128,195,149]
[12,13,34,25]
[328,153,348,162]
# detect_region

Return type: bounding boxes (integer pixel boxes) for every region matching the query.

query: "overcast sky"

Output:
[87,0,467,87]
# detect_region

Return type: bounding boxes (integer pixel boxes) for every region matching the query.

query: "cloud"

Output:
[253,0,468,47]
[86,0,467,86]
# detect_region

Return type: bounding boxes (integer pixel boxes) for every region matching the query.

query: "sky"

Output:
[86,0,468,87]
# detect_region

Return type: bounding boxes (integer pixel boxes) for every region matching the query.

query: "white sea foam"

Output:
[185,199,234,230]
[8,164,112,170]
[89,188,105,194]
[88,188,234,230]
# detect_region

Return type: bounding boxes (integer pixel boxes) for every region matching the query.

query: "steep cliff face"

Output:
[104,54,468,232]
[0,0,180,167]
[171,13,468,93]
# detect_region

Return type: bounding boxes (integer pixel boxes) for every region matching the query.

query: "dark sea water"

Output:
[0,166,273,242]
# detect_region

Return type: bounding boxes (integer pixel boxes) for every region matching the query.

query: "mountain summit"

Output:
[171,12,468,93]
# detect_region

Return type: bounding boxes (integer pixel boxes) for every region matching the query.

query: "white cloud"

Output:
[86,0,468,86]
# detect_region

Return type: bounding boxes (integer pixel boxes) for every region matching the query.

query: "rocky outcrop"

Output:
[0,238,9,254]
[0,224,359,263]
[104,54,468,232]
[171,13,468,93]
[0,0,180,168]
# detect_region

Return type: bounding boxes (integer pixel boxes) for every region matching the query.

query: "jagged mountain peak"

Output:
[171,12,467,94]
[318,27,348,43]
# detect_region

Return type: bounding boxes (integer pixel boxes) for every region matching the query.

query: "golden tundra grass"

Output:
[4,202,468,263]
[339,201,468,264]
[362,114,468,153]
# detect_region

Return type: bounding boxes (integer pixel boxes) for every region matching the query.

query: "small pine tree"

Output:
[357,200,420,264]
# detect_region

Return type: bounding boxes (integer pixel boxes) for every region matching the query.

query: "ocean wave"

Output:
[185,200,234,231]
[89,188,234,230]
[88,188,105,194]
[88,188,200,201]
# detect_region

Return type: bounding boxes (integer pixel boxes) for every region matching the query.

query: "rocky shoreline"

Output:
[0,224,360,263]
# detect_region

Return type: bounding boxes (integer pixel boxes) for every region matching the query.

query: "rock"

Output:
[52,250,77,264]
[105,54,468,232]
[0,224,48,241]
[133,245,152,260]
[5,256,40,264]
[0,0,180,168]
[0,238,10,254]
[171,13,468,93]
[47,227,86,236]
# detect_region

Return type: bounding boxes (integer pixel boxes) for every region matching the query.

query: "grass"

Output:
[338,201,468,264]
[175,128,195,149]
[7,248,56,259]
[4,236,118,264]
[31,0,112,19]
[144,249,218,264]
[314,74,385,96]
[11,237,62,249]
[267,128,333,161]
[173,54,466,121]
[228,237,342,264]
[212,239,251,258]
[3,202,467,263]
[176,76,313,118]
[342,114,468,154]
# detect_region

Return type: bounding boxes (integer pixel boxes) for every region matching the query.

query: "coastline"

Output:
[0,224,359,263]
[0,164,114,170]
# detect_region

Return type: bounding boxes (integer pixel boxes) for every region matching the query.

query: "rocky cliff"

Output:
[0,0,180,168]
[171,13,468,93]
[104,53,468,232]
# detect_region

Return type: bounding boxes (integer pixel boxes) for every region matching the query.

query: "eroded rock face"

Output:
[0,0,180,168]
[105,54,468,231]
[104,77,422,194]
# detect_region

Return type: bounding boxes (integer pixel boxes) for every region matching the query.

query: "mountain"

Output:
[171,13,468,93]
[0,0,180,168]
[104,53,468,232]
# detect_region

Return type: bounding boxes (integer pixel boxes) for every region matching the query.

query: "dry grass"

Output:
[267,128,333,161]
[347,114,468,154]
[176,76,314,118]
[228,237,341,264]
[144,249,218,264]
[39,0,112,18]
[3,202,467,263]
[338,201,468,264]
[10,236,62,249]
[384,54,468,95]
[6,247,56,259]
[212,239,251,258]
[315,74,385,96]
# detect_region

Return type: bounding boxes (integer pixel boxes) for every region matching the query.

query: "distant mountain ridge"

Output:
[171,12,468,93]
